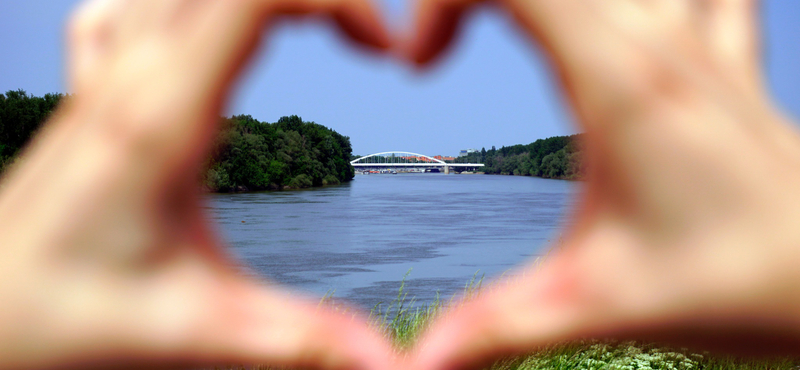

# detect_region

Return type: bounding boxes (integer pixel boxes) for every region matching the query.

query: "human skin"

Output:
[404,0,800,369]
[0,0,396,369]
[2,0,800,369]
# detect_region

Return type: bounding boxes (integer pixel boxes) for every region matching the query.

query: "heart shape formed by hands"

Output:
[1,0,800,369]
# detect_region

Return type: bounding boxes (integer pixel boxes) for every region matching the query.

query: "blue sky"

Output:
[1,1,799,157]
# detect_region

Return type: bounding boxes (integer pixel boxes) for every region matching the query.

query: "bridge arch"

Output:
[350,151,446,165]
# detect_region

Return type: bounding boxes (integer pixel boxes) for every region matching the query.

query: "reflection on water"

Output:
[205,174,577,309]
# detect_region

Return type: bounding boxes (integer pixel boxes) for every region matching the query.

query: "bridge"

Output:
[350,151,484,175]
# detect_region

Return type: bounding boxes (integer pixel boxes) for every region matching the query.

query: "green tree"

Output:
[470,134,584,180]
[0,90,64,172]
[203,115,355,192]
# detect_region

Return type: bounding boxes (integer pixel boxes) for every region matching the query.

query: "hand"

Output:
[0,0,393,369]
[405,0,800,368]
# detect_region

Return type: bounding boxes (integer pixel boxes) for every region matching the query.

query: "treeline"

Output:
[455,134,585,180]
[0,90,355,191]
[204,115,354,191]
[0,90,64,171]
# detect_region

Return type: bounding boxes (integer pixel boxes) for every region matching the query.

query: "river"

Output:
[204,174,577,310]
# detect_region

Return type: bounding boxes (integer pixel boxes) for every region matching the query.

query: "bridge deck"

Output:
[351,163,484,167]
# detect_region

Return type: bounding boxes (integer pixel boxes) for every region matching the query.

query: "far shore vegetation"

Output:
[454,134,585,180]
[0,90,62,172]
[2,90,588,190]
[0,90,355,191]
[203,114,355,192]
[1,90,586,188]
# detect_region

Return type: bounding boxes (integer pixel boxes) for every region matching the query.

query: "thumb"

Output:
[174,281,397,369]
[409,253,613,370]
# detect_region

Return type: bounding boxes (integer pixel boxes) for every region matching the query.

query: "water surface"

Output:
[205,174,576,309]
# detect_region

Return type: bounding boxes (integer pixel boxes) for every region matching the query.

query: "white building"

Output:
[458,149,478,157]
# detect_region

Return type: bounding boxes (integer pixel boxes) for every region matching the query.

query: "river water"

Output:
[205,174,577,310]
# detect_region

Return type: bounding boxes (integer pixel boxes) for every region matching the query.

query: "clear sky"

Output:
[1,1,799,157]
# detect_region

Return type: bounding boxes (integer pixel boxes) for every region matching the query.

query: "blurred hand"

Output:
[406,0,800,368]
[5,0,800,369]
[0,0,393,369]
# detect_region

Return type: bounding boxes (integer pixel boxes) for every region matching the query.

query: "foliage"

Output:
[455,134,586,180]
[0,90,64,172]
[203,115,355,192]
[366,271,484,350]
[488,340,798,370]
[0,91,354,191]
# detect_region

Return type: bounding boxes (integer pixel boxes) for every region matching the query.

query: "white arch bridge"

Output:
[350,151,484,174]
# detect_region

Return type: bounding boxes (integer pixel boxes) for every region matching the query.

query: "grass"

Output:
[223,271,799,370]
[366,270,484,350]
[485,341,798,370]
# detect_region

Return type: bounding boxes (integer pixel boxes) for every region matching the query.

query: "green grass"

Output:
[487,341,798,370]
[367,270,483,350]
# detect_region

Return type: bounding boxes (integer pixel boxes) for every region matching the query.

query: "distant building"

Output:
[434,155,457,163]
[458,149,478,157]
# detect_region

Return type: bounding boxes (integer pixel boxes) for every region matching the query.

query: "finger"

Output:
[115,0,198,41]
[700,0,764,93]
[405,0,482,65]
[37,275,395,370]
[404,0,665,135]
[189,282,395,370]
[262,0,392,50]
[331,0,393,51]
[410,220,800,370]
[83,0,392,191]
[66,0,122,92]
[646,0,695,28]
[405,0,624,67]
[411,253,611,370]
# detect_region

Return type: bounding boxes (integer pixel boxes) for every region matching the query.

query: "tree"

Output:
[0,90,65,172]
[203,115,355,192]
[469,134,584,180]
[0,92,354,190]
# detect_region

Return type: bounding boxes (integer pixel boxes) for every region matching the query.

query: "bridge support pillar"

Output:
[445,165,450,175]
